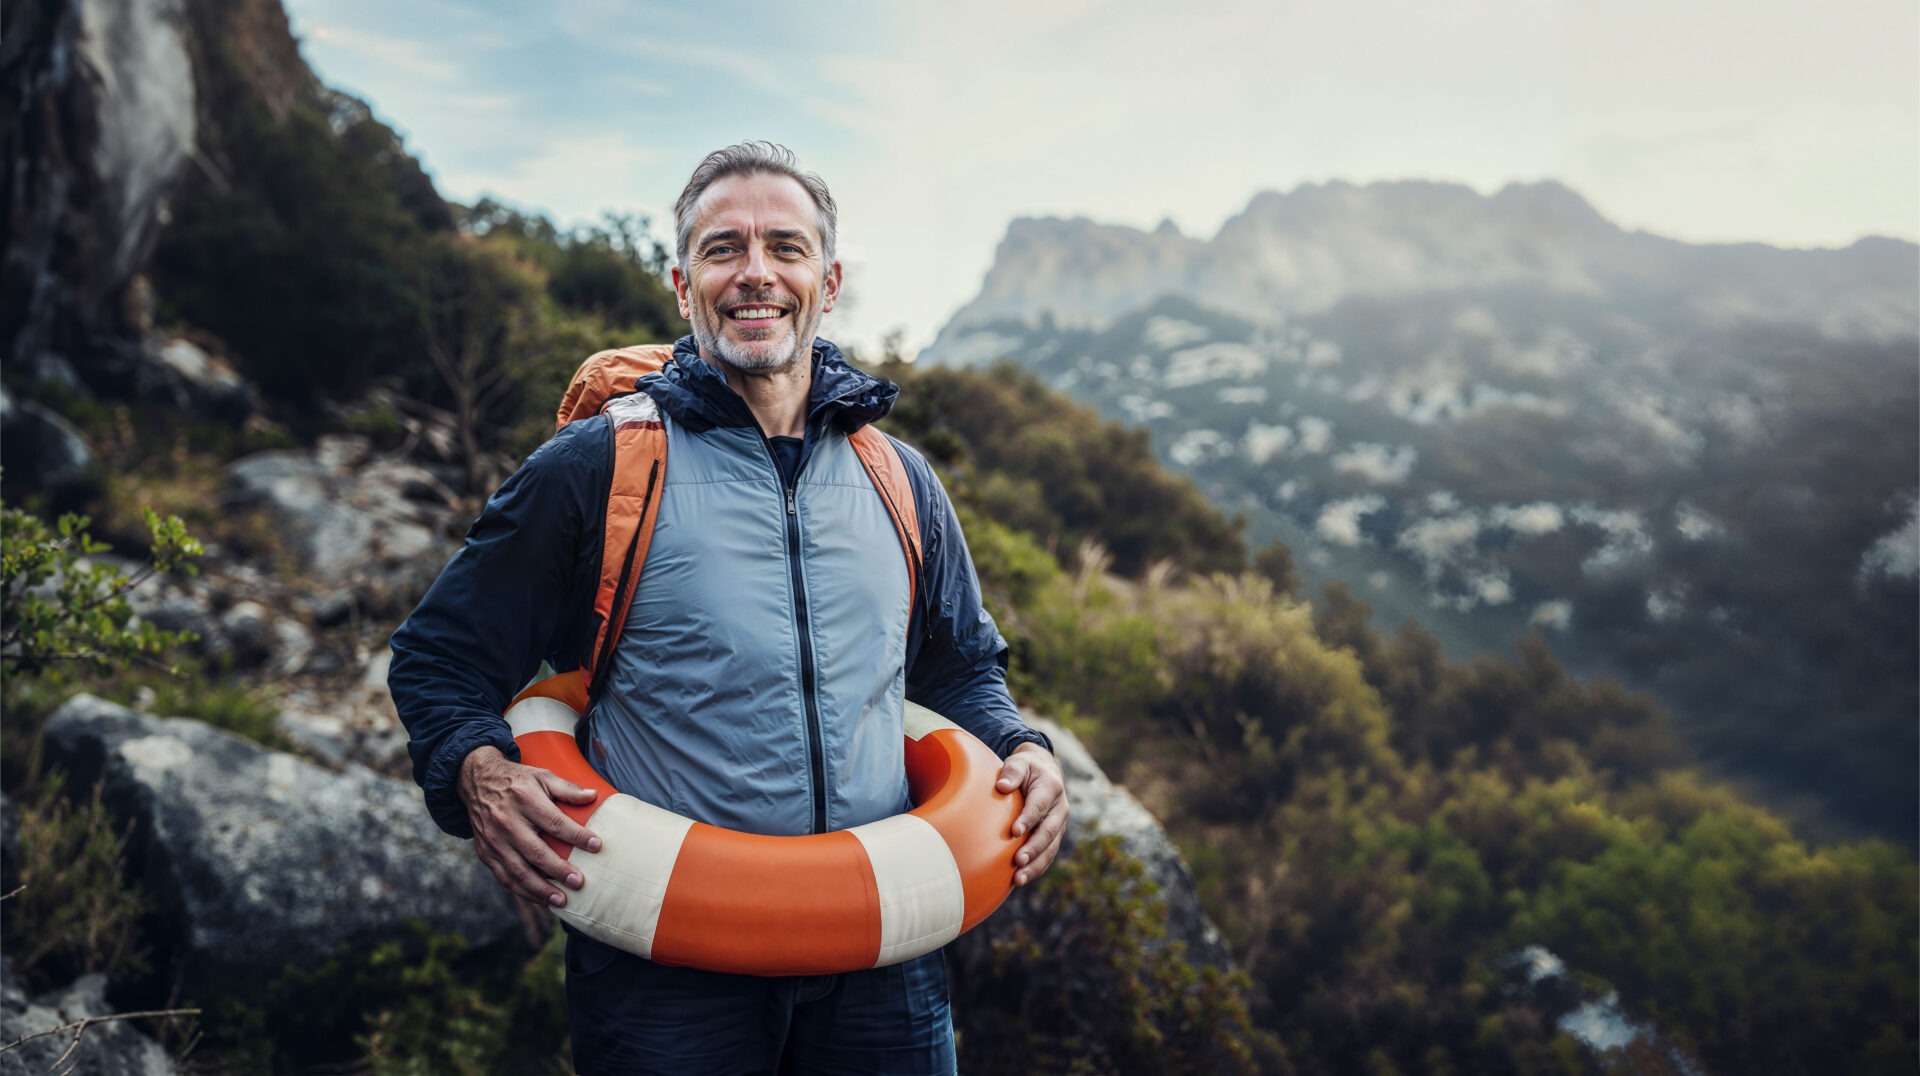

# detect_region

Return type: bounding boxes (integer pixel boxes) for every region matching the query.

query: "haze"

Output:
[284,0,1920,355]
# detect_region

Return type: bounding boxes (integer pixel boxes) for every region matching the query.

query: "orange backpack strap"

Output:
[569,344,924,691]
[848,427,923,607]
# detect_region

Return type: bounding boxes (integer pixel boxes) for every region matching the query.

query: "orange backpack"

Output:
[557,345,923,696]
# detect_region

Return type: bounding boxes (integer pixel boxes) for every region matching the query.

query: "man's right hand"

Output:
[458,745,602,907]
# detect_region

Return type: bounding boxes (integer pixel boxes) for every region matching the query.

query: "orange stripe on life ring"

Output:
[504,672,1023,976]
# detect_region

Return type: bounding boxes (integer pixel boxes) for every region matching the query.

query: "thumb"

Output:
[995,757,1026,793]
[542,773,600,804]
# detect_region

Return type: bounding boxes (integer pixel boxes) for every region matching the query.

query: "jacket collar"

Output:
[640,336,898,435]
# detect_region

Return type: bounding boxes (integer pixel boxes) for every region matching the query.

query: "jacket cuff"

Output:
[422,719,522,839]
[998,727,1055,758]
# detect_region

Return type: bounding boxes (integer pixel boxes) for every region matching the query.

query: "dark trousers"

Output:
[564,930,958,1075]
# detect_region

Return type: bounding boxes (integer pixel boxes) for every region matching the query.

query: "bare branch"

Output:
[0,1008,202,1062]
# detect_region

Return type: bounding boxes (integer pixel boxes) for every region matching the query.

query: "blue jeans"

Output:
[564,930,957,1075]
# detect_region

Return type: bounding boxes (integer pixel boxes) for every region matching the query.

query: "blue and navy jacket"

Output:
[389,337,1048,839]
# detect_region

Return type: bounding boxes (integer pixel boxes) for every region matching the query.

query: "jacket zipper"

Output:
[772,441,831,836]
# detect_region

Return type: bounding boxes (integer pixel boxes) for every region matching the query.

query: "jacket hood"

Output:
[641,336,898,435]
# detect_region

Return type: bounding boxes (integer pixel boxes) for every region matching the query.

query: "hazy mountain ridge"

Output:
[927,183,1920,842]
[932,180,1918,361]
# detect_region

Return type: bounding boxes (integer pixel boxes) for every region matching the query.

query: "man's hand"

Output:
[458,745,602,907]
[996,742,1068,886]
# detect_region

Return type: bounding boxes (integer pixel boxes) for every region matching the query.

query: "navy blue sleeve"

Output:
[893,436,1054,759]
[388,421,607,838]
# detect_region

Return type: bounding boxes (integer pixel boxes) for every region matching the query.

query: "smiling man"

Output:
[390,142,1067,1074]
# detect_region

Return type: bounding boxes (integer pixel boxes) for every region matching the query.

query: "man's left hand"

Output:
[996,743,1068,886]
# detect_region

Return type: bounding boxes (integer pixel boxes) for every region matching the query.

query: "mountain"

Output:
[925,181,1920,843]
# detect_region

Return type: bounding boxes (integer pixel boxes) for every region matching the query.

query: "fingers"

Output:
[460,751,602,907]
[999,744,1069,887]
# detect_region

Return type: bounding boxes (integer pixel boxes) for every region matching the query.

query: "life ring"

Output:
[505,671,1025,977]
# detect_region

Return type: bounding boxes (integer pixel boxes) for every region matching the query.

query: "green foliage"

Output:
[937,434,1913,1072]
[955,836,1285,1075]
[0,772,150,993]
[878,360,1246,577]
[203,924,569,1075]
[1,503,203,677]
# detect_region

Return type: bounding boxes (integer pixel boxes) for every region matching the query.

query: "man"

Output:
[389,142,1067,1073]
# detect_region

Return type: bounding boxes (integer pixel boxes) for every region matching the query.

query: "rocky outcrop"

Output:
[223,435,460,606]
[2,0,196,383]
[38,695,519,992]
[956,716,1232,969]
[0,961,177,1076]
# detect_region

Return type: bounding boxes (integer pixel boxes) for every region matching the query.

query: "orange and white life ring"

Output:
[505,672,1025,977]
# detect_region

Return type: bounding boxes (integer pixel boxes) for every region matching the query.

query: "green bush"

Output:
[0,771,150,994]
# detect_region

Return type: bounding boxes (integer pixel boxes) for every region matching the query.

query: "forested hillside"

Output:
[875,359,1916,1074]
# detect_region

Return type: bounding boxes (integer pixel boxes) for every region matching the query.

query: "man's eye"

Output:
[706,244,735,256]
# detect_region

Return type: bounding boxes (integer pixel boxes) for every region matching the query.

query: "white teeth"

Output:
[730,307,783,319]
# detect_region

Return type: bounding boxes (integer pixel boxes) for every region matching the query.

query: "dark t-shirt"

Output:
[768,435,804,489]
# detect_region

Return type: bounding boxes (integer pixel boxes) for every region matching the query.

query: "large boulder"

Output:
[38,695,518,992]
[0,387,95,504]
[0,962,177,1076]
[956,716,1232,969]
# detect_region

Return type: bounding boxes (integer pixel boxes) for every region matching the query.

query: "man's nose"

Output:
[739,244,776,286]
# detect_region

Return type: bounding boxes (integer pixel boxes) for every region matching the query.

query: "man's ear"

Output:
[671,265,692,319]
[822,261,843,314]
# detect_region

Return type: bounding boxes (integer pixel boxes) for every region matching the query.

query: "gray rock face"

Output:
[145,337,256,425]
[38,695,518,989]
[1034,716,1231,967]
[0,964,177,1076]
[224,439,453,604]
[959,716,1232,969]
[2,0,194,382]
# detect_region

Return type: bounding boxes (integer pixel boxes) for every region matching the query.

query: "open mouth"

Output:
[725,305,790,328]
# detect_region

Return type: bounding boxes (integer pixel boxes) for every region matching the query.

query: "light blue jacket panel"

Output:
[591,420,914,836]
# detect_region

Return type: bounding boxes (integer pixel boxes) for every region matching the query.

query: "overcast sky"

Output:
[284,0,1919,356]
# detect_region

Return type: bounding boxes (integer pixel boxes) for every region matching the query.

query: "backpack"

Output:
[556,345,924,708]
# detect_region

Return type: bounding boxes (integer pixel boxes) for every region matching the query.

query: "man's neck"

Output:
[702,347,813,438]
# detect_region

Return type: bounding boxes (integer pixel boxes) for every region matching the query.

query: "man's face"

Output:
[672,172,841,375]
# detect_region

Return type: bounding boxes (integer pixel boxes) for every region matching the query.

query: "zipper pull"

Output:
[786,486,797,515]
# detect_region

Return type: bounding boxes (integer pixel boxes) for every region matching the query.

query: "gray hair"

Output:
[673,142,838,271]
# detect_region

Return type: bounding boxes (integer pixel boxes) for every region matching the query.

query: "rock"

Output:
[0,967,177,1076]
[145,337,255,425]
[0,387,95,499]
[215,600,276,668]
[956,716,1233,969]
[39,695,519,992]
[2,0,195,387]
[223,447,448,601]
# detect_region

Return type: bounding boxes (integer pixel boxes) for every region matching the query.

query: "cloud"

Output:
[1295,416,1334,455]
[1243,422,1295,464]
[1674,502,1724,541]
[1492,502,1566,536]
[1571,505,1653,574]
[1163,343,1268,389]
[1646,583,1687,622]
[1218,385,1269,405]
[1859,496,1920,583]
[1316,495,1386,547]
[1399,513,1481,566]
[1143,316,1209,350]
[1333,442,1419,484]
[1168,429,1229,467]
[1530,600,1573,630]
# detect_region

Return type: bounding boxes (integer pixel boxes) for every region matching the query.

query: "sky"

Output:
[283,0,1919,356]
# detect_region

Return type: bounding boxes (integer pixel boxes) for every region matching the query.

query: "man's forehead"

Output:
[692,173,822,241]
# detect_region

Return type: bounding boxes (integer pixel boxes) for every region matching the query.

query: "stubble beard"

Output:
[695,306,815,376]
